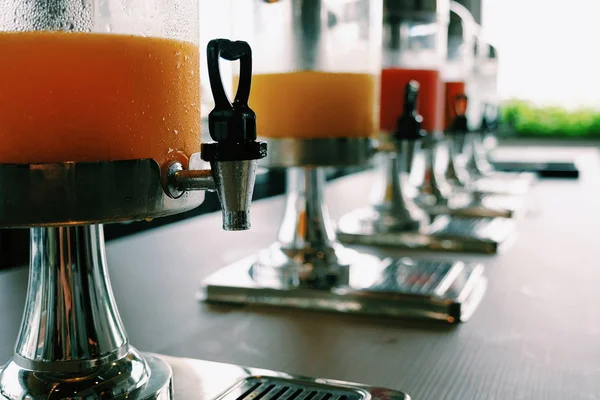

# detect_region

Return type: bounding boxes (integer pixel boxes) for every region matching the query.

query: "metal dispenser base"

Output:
[416,192,528,219]
[200,164,487,323]
[163,356,410,400]
[336,146,518,254]
[0,159,217,400]
[0,224,173,400]
[338,211,517,254]
[415,136,528,220]
[201,254,486,323]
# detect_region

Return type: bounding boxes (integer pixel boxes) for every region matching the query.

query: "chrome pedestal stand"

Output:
[337,138,517,254]
[201,138,485,322]
[0,225,172,400]
[0,152,263,399]
[415,135,527,219]
[465,132,535,195]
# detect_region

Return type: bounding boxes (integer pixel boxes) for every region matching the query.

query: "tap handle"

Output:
[483,102,500,132]
[203,39,267,163]
[448,93,469,134]
[394,80,425,141]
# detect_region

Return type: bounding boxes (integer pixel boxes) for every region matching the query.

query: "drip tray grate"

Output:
[216,377,367,400]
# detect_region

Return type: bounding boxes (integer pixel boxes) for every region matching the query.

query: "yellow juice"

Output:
[237,71,377,138]
[0,31,200,167]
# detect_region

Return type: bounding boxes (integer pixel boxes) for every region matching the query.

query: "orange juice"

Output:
[239,72,377,138]
[0,31,200,166]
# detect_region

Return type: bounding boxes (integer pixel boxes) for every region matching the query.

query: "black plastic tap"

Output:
[394,80,426,141]
[201,39,267,163]
[448,94,469,134]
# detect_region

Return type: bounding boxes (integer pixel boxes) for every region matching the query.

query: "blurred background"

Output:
[484,0,600,138]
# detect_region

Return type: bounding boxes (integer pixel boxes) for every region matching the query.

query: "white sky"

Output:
[482,0,600,109]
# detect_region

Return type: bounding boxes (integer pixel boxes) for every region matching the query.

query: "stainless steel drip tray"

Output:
[337,210,517,254]
[199,255,487,323]
[160,355,410,400]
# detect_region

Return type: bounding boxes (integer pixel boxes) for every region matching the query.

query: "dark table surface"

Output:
[1,145,599,400]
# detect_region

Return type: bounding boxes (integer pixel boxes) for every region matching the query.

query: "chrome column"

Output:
[252,168,352,289]
[0,225,171,399]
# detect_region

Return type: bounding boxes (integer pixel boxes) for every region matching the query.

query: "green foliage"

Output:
[500,99,600,138]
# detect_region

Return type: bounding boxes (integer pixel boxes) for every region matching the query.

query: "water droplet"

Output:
[162,117,166,121]
[174,130,179,135]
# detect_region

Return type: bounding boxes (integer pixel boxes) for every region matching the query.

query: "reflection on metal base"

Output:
[261,137,374,168]
[0,351,173,400]
[416,192,527,219]
[472,173,536,196]
[200,255,487,323]
[162,355,410,400]
[337,208,517,254]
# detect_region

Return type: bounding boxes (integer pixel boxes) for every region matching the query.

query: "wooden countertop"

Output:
[1,145,599,399]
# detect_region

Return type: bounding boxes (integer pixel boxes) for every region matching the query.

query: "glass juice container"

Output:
[0,0,200,169]
[232,0,382,139]
[380,0,449,135]
[443,1,476,130]
[474,39,500,135]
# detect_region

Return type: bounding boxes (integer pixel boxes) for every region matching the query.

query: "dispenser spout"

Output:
[201,39,267,231]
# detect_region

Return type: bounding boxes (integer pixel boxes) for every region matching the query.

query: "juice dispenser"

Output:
[443,1,476,189]
[0,1,272,397]
[462,31,535,193]
[200,0,485,323]
[336,0,515,254]
[406,1,528,219]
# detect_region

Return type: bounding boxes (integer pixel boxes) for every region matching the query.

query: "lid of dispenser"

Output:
[384,0,450,22]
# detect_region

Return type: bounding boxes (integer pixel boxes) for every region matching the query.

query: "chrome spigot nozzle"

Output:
[211,159,259,231]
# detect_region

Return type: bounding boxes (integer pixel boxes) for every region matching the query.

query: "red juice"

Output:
[444,81,466,130]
